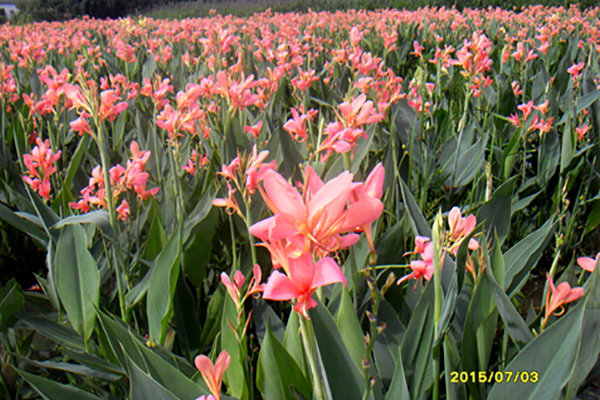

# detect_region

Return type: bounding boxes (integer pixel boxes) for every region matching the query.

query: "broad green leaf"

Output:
[399,177,431,238]
[18,313,85,351]
[183,188,216,243]
[477,177,515,246]
[183,208,218,286]
[334,288,365,373]
[63,134,91,188]
[462,269,498,399]
[141,210,167,261]
[483,253,533,349]
[0,279,23,331]
[401,282,434,400]
[54,224,99,342]
[487,300,585,400]
[51,211,114,241]
[0,203,48,243]
[128,330,208,398]
[504,218,555,294]
[256,327,312,400]
[16,369,101,400]
[127,355,181,400]
[310,301,366,400]
[565,260,600,399]
[147,223,182,344]
[386,348,410,400]
[31,360,120,381]
[283,311,307,375]
[199,287,224,352]
[576,88,600,114]
[252,297,285,345]
[173,276,201,359]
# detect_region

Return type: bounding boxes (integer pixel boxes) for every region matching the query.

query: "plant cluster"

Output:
[0,5,599,400]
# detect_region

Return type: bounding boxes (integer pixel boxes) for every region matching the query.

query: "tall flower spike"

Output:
[194,350,230,400]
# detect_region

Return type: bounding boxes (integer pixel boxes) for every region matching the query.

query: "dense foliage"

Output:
[1,5,600,400]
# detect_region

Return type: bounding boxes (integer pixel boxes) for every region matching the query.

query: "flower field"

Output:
[1,4,600,399]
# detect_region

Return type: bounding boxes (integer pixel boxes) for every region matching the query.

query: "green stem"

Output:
[432,211,444,400]
[300,316,331,400]
[97,123,128,322]
[229,214,239,271]
[244,199,258,267]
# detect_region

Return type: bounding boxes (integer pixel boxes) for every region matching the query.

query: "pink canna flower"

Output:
[195,350,230,400]
[575,125,589,141]
[23,138,62,201]
[244,120,263,139]
[337,94,384,129]
[249,168,383,258]
[397,260,434,291]
[263,253,346,319]
[221,270,246,309]
[577,253,600,272]
[543,273,584,327]
[283,107,315,142]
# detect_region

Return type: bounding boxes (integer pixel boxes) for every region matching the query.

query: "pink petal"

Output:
[263,270,302,301]
[577,256,597,272]
[340,197,383,231]
[307,171,353,223]
[312,257,346,288]
[263,170,306,220]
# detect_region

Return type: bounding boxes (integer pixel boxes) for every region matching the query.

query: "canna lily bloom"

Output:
[263,253,346,319]
[249,168,383,258]
[195,350,230,400]
[542,273,584,327]
[23,138,62,200]
[222,264,265,310]
[577,252,600,272]
[337,94,384,129]
[397,260,434,291]
[244,120,263,139]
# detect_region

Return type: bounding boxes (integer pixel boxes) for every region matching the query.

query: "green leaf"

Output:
[0,279,23,332]
[147,223,182,345]
[504,217,555,294]
[335,288,365,372]
[477,177,515,246]
[54,224,99,342]
[16,369,101,400]
[142,209,167,262]
[51,211,114,241]
[400,282,434,400]
[310,301,366,400]
[483,254,533,349]
[127,355,181,400]
[199,287,224,352]
[252,297,285,345]
[283,311,307,375]
[576,88,600,114]
[487,300,585,400]
[183,208,218,286]
[173,276,201,359]
[462,268,498,399]
[0,203,48,243]
[256,327,312,400]
[565,259,600,399]
[18,313,85,351]
[63,134,91,188]
[183,188,216,243]
[386,348,410,400]
[399,177,431,238]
